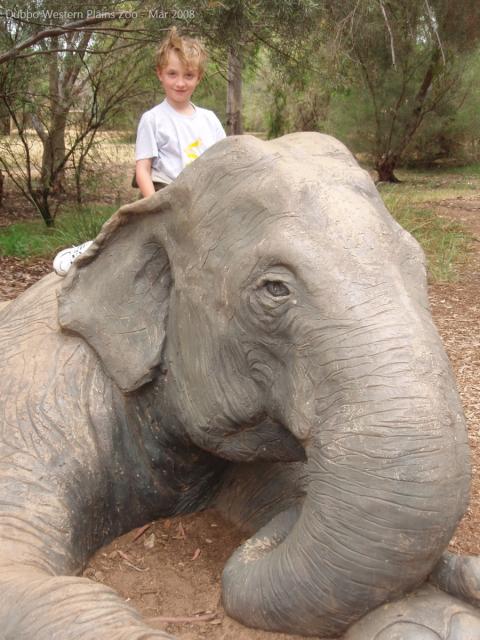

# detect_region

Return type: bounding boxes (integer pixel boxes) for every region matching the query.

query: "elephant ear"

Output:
[57,194,174,393]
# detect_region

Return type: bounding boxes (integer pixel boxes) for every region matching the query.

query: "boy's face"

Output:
[157,51,202,109]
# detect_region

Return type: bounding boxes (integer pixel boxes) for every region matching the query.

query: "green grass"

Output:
[389,203,470,282]
[379,170,475,282]
[0,204,115,259]
[447,162,480,177]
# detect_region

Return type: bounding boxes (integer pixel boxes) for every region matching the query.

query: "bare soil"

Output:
[0,195,478,640]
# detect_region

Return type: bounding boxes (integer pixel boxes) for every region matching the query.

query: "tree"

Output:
[0,45,144,224]
[0,1,150,224]
[32,30,94,192]
[323,0,480,181]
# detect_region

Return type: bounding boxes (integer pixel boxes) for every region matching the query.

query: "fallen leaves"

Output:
[429,200,480,556]
[144,533,155,549]
[131,522,152,543]
[191,548,201,561]
[117,550,148,573]
[0,256,51,301]
[173,522,186,540]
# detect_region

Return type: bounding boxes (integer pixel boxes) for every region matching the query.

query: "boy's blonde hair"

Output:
[156,27,207,77]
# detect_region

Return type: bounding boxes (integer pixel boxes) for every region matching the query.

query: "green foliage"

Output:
[449,49,480,162]
[317,0,480,180]
[192,61,228,125]
[241,52,269,132]
[324,86,372,148]
[184,0,324,133]
[191,0,320,51]
[0,205,115,258]
[371,48,480,167]
[241,22,338,138]
[101,41,164,134]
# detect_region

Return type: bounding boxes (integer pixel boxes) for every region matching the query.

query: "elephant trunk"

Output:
[222,316,470,636]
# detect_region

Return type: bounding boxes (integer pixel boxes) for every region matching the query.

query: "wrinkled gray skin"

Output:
[0,132,478,640]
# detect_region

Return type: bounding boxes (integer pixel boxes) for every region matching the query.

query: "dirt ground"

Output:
[429,197,480,556]
[0,193,479,640]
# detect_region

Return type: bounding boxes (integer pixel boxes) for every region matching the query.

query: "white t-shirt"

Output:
[135,99,226,183]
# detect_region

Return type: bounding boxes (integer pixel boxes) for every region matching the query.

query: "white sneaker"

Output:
[53,240,93,276]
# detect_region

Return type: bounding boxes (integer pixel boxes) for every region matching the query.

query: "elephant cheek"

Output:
[164,315,264,436]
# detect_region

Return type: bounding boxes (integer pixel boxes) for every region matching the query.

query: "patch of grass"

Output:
[378,166,478,282]
[447,162,480,177]
[0,204,115,258]
[381,164,480,203]
[110,131,137,145]
[380,188,472,282]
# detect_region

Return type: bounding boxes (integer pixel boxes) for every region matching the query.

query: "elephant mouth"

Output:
[213,416,306,463]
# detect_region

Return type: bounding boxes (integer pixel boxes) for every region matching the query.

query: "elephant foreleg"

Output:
[1,564,175,640]
[430,551,480,608]
[343,584,480,640]
[0,461,174,639]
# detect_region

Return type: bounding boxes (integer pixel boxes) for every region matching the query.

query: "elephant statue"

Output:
[0,132,479,640]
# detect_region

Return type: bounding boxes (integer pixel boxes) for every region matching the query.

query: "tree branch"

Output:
[378,0,396,67]
[0,13,131,65]
[424,0,446,65]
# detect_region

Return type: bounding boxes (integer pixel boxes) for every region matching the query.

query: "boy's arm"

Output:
[135,159,156,198]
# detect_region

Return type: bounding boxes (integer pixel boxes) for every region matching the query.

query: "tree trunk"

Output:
[0,170,4,208]
[0,102,10,135]
[38,31,92,192]
[375,156,401,182]
[226,47,243,135]
[39,44,67,192]
[41,109,67,192]
[33,188,55,227]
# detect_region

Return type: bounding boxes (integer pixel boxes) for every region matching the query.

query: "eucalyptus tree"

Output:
[323,0,480,181]
[0,0,151,223]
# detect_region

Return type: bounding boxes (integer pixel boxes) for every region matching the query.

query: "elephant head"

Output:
[58,132,470,637]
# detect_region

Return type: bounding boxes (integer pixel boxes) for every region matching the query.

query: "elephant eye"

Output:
[264,280,290,297]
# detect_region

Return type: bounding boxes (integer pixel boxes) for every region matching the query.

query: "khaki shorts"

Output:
[131,173,167,191]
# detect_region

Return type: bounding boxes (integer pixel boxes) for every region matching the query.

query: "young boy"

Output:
[135,27,225,197]
[53,27,226,276]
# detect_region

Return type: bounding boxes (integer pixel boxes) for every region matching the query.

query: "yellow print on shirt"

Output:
[184,139,202,163]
